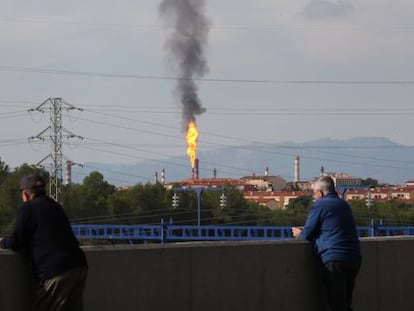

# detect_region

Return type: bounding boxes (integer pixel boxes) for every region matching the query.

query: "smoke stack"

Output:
[294,156,300,182]
[154,171,159,184]
[161,168,165,185]
[194,158,199,179]
[66,160,72,185]
[213,168,217,179]
[265,166,269,176]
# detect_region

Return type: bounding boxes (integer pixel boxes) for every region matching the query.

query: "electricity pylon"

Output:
[29,98,83,202]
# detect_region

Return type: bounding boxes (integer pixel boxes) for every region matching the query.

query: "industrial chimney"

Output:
[154,171,159,184]
[294,156,300,182]
[264,166,269,176]
[193,158,199,179]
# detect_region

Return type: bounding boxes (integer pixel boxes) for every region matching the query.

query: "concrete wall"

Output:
[0,237,414,311]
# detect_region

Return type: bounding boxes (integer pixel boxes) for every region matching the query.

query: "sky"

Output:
[1,0,414,184]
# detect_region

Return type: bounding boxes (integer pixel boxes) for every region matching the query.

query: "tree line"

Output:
[1,159,414,239]
[0,161,272,237]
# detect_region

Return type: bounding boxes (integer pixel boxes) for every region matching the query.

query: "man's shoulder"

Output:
[32,195,59,204]
[316,195,346,208]
[25,195,61,210]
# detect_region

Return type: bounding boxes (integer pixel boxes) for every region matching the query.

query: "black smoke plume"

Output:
[159,0,210,130]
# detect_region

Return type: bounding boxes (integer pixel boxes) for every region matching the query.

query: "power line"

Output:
[36,138,414,186]
[1,17,414,33]
[83,109,414,154]
[0,112,30,120]
[86,106,414,116]
[39,108,414,172]
[1,65,414,85]
[83,163,152,182]
[0,99,39,105]
[77,116,182,141]
[77,112,414,172]
[75,143,249,179]
[3,104,414,127]
[2,99,414,181]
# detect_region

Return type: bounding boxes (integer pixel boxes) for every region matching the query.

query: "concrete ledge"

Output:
[1,237,414,311]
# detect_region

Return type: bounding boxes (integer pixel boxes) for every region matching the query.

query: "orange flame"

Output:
[186,121,198,167]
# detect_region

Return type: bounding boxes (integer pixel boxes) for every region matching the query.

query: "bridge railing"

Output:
[71,224,162,240]
[71,223,414,243]
[166,225,293,241]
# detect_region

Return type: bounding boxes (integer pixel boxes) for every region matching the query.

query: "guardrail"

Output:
[71,224,162,240]
[166,225,293,241]
[71,222,414,243]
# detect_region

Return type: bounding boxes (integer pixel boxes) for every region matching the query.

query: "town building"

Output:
[345,186,414,203]
[243,190,310,210]
[405,180,414,187]
[239,175,287,192]
[166,177,246,190]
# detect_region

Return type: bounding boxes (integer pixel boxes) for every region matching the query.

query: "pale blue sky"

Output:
[0,0,413,183]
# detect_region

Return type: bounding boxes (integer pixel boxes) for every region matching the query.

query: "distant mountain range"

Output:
[72,137,414,186]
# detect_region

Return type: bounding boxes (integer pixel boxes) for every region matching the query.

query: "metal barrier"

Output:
[71,223,414,243]
[71,224,162,240]
[166,225,292,241]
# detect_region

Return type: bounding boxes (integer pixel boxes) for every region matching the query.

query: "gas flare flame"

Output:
[186,121,198,168]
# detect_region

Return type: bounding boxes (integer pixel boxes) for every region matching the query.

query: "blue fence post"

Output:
[370,219,376,237]
[161,219,165,244]
[370,219,384,237]
[196,188,202,236]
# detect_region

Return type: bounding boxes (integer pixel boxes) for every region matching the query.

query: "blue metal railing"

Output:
[71,224,162,240]
[166,225,293,241]
[71,222,414,243]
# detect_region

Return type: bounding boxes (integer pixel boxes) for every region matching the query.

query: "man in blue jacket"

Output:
[0,174,88,311]
[292,176,361,311]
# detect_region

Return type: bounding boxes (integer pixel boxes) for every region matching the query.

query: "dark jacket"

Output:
[1,194,87,280]
[300,192,361,264]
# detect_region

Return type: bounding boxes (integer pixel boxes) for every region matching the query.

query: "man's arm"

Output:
[299,205,321,241]
[0,206,28,251]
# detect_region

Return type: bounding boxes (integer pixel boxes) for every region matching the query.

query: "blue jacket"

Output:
[300,192,361,264]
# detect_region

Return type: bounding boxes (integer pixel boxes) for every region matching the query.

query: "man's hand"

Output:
[291,226,303,239]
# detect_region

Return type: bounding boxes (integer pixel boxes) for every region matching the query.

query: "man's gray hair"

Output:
[314,176,336,194]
